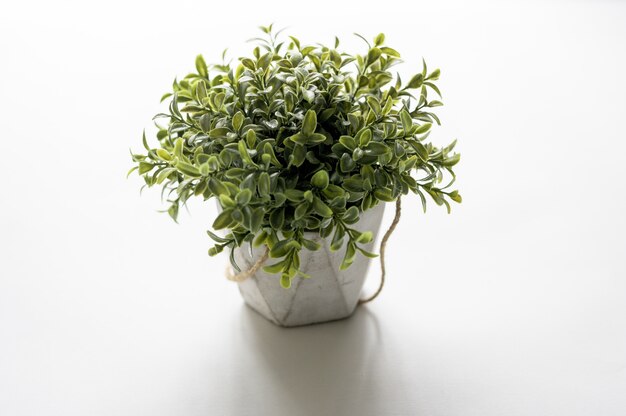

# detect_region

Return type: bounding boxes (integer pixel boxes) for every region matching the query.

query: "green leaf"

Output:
[219,194,236,208]
[253,231,268,247]
[409,141,429,162]
[257,52,272,70]
[181,104,203,112]
[280,274,291,289]
[415,123,432,134]
[168,204,179,222]
[302,238,321,251]
[199,114,211,133]
[448,190,462,203]
[232,111,244,131]
[374,33,385,46]
[381,97,393,115]
[196,81,207,100]
[330,227,345,251]
[367,96,381,114]
[427,68,440,80]
[366,142,389,156]
[340,243,357,269]
[138,162,154,175]
[302,109,317,136]
[284,189,304,202]
[373,188,395,202]
[142,130,150,151]
[212,209,233,230]
[207,156,219,172]
[343,177,364,192]
[207,229,229,244]
[407,73,423,89]
[231,208,243,223]
[258,172,270,197]
[236,189,252,205]
[339,135,357,150]
[340,154,355,173]
[213,92,225,110]
[195,55,208,78]
[357,247,378,258]
[156,149,172,161]
[443,153,461,167]
[270,239,300,258]
[249,207,264,232]
[177,162,201,177]
[269,207,285,229]
[263,142,282,167]
[308,133,327,144]
[208,245,224,256]
[290,144,306,167]
[322,184,345,199]
[424,81,442,98]
[400,110,413,133]
[290,36,302,49]
[294,202,309,220]
[238,141,256,166]
[367,47,382,65]
[302,88,315,103]
[343,206,359,223]
[358,129,372,147]
[155,167,175,184]
[209,127,230,138]
[289,133,308,145]
[356,231,373,244]
[380,47,401,57]
[274,192,287,207]
[246,129,257,147]
[241,58,256,70]
[312,197,333,217]
[263,259,288,274]
[208,178,228,196]
[311,170,329,189]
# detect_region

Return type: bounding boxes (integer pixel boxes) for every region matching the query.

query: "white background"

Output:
[1,0,625,415]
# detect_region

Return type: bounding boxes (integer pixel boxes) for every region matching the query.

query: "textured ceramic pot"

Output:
[232,202,385,327]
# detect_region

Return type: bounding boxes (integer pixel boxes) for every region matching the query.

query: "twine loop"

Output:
[226,197,402,304]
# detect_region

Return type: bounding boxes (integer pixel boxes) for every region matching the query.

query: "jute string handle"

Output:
[226,197,402,304]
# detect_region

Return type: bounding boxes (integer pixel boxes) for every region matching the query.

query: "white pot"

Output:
[232,202,385,327]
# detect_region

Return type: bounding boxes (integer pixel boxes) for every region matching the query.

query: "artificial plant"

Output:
[130,25,461,288]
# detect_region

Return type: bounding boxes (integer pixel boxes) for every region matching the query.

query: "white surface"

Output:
[1,0,625,415]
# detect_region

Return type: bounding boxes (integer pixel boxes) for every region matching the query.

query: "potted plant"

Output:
[129,26,461,327]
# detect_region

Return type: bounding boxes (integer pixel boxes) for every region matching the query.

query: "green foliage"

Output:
[130,26,461,287]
